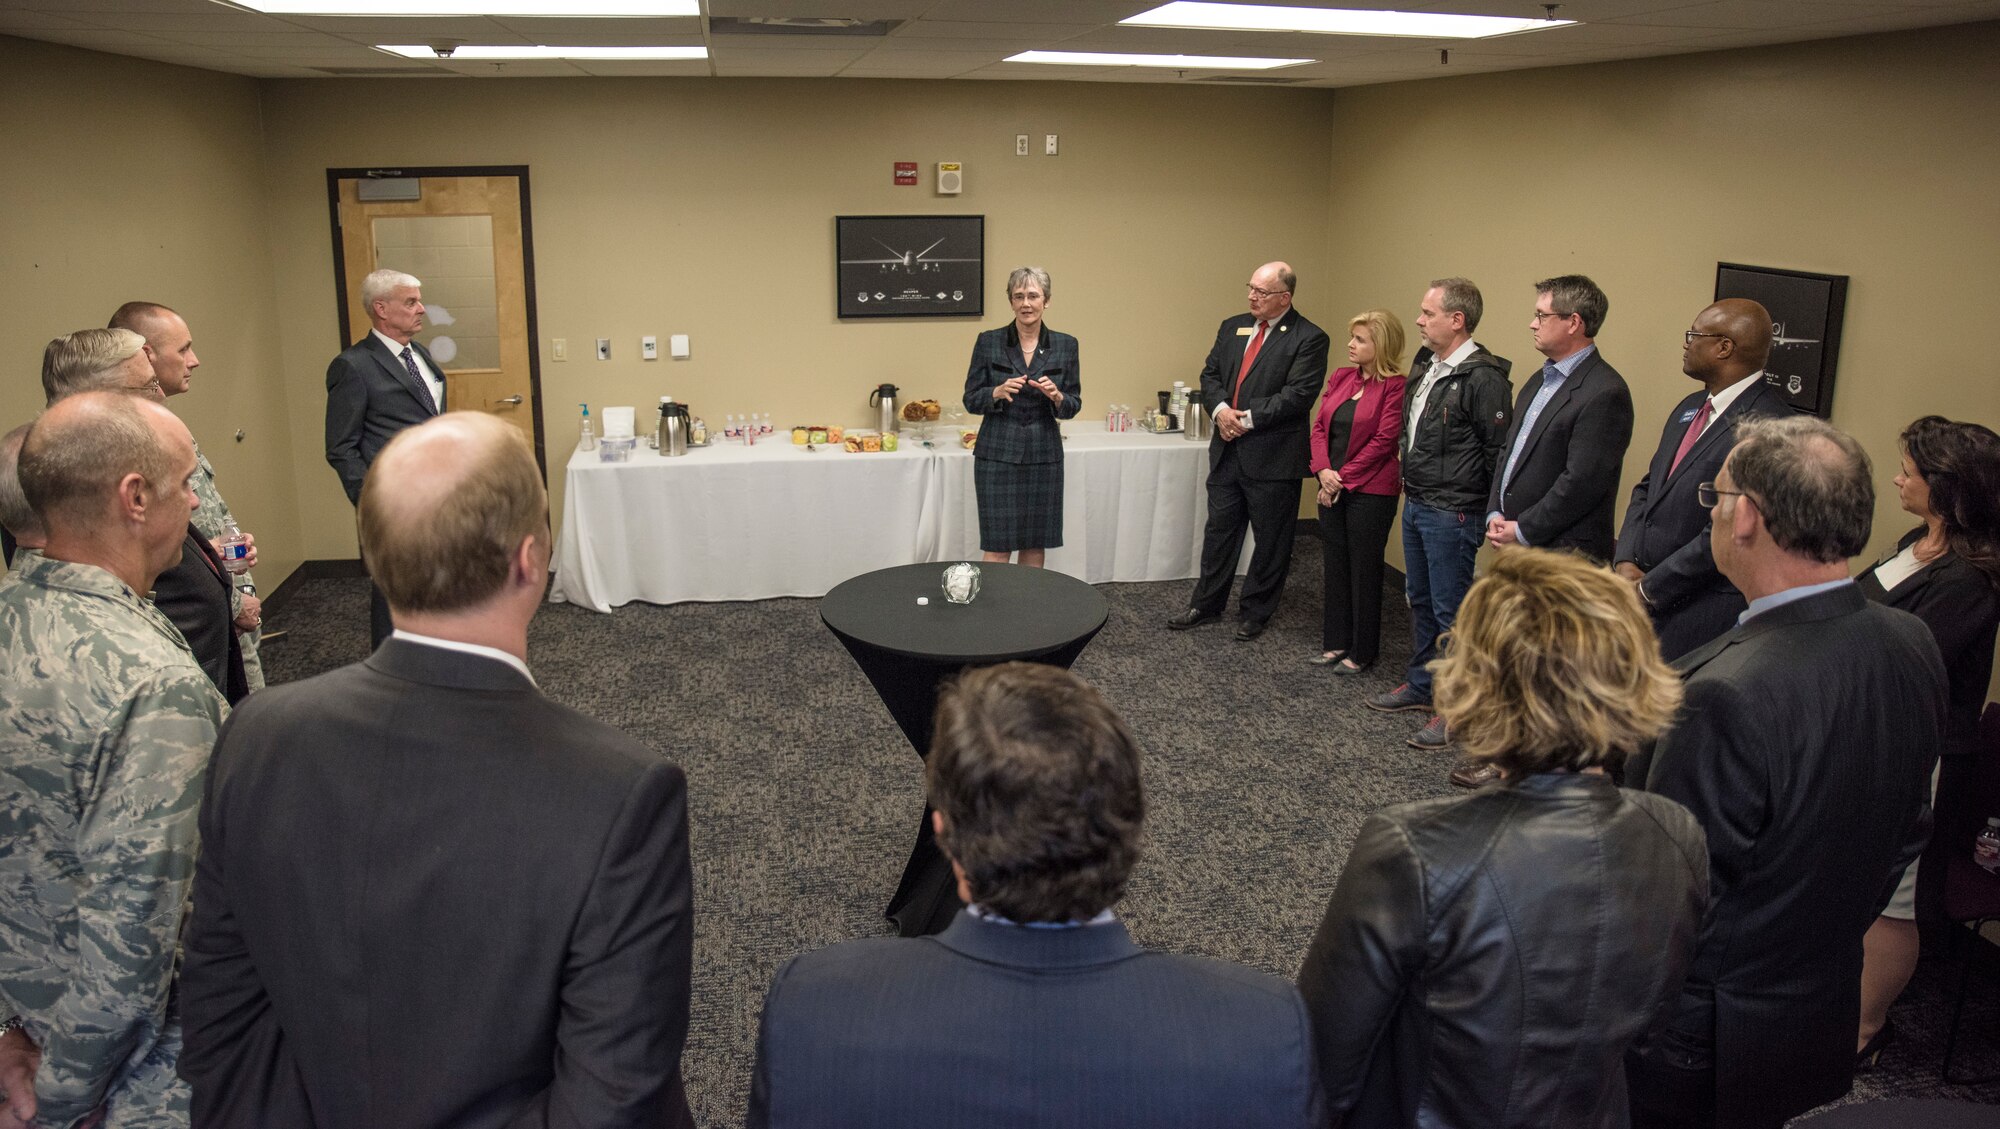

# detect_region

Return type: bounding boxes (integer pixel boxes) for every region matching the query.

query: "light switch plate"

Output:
[552,337,567,361]
[595,338,610,361]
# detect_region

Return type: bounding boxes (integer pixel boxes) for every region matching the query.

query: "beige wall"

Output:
[0,36,302,586]
[258,78,1337,557]
[1322,21,2000,572]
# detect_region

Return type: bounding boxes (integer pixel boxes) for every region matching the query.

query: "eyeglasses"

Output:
[1247,285,1291,299]
[1696,482,1746,509]
[1685,330,1733,345]
[1531,309,1575,325]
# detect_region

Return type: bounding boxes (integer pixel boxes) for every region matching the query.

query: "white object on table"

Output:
[601,405,636,438]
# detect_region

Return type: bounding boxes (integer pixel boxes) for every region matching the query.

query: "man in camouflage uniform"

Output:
[109,303,264,690]
[0,391,226,1128]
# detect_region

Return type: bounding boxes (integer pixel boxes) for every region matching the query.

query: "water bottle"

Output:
[578,403,596,451]
[761,413,774,436]
[724,413,738,440]
[217,519,252,575]
[1978,818,2000,873]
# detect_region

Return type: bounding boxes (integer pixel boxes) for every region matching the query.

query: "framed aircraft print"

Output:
[1714,262,1848,418]
[836,215,983,319]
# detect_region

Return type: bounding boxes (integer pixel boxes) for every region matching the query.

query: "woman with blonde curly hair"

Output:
[1297,549,1710,1129]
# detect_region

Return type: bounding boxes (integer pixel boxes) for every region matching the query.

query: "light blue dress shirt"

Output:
[1491,344,1597,545]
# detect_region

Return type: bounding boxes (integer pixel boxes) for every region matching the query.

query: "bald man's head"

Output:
[21,392,196,583]
[359,412,547,614]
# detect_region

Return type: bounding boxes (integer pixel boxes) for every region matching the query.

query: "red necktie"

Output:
[1232,321,1269,408]
[1668,397,1713,476]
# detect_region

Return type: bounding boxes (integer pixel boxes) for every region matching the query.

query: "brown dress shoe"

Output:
[1448,760,1501,789]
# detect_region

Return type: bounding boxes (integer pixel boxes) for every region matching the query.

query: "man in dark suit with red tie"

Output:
[324,268,446,646]
[1615,299,1791,660]
[1168,260,1330,639]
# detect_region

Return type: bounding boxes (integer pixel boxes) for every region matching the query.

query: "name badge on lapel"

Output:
[1678,407,1700,423]
[1237,326,1255,336]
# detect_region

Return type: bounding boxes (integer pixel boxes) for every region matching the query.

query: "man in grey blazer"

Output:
[1615,299,1790,660]
[180,412,696,1129]
[1627,416,1945,1129]
[748,663,1323,1129]
[324,268,445,646]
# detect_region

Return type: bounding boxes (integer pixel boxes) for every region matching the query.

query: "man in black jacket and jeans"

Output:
[1366,278,1511,750]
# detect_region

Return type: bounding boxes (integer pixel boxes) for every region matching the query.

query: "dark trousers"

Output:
[1190,454,1301,626]
[1318,491,1399,663]
[1401,498,1483,700]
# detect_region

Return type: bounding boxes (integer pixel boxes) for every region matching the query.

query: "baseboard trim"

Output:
[263,558,366,619]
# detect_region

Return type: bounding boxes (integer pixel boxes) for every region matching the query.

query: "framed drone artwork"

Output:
[1714,262,1848,418]
[836,214,984,319]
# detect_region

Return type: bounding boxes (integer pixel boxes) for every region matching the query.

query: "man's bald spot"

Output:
[21,392,185,531]
[1703,298,1773,371]
[370,414,512,535]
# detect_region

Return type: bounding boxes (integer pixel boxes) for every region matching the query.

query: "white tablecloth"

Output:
[550,423,1241,612]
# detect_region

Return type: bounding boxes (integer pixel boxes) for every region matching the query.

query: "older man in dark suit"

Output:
[179,412,695,1129]
[748,662,1323,1128]
[1168,260,1330,639]
[1626,416,1945,1129]
[1615,299,1790,660]
[324,268,446,646]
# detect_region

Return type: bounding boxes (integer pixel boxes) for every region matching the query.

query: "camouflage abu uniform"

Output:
[0,553,226,1127]
[188,443,262,691]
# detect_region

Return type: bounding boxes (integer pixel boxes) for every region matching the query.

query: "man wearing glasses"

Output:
[1167,261,1328,640]
[1614,299,1790,659]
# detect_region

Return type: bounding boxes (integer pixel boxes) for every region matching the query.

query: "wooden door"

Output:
[333,172,542,462]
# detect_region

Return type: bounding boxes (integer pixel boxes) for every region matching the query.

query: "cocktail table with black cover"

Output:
[820,561,1110,937]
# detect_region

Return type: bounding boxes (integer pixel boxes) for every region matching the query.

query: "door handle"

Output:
[497,395,524,405]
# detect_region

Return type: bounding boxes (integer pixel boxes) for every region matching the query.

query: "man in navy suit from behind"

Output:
[324,268,446,647]
[747,662,1324,1129]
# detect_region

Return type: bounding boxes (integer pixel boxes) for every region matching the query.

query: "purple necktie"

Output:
[401,346,440,415]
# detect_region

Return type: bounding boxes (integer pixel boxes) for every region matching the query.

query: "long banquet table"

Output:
[549,422,1247,611]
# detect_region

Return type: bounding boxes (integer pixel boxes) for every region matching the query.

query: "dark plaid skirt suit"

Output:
[962,322,1082,552]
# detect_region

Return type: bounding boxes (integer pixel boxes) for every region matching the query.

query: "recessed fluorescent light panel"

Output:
[379,44,707,60]
[1005,50,1311,70]
[241,2,699,15]
[1121,3,1574,39]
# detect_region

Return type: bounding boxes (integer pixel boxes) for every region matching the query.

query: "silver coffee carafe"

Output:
[870,382,901,434]
[1182,398,1212,441]
[657,396,691,457]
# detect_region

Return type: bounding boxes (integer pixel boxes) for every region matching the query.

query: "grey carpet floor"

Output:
[261,537,2000,1125]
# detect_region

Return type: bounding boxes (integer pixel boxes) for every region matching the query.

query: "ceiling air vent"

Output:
[710,17,901,37]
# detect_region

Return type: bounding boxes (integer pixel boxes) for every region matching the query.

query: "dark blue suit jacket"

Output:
[1486,349,1634,561]
[324,334,445,504]
[747,911,1324,1128]
[1198,308,1328,481]
[1615,378,1791,659]
[962,324,1081,464]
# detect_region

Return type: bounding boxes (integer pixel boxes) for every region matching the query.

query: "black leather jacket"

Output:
[1399,344,1512,513]
[1297,773,1708,1129]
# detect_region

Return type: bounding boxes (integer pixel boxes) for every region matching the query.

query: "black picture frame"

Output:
[836,215,983,319]
[1713,262,1848,419]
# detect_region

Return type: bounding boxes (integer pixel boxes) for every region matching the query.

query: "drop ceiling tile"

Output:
[891,20,1096,40]
[146,30,338,47]
[922,1,1154,25]
[709,0,934,17]
[0,11,90,31]
[14,0,224,12]
[711,57,851,77]
[707,31,895,50]
[275,15,515,40]
[487,15,700,36]
[433,58,587,77]
[839,58,989,79]
[21,28,178,49]
[568,60,715,76]
[61,10,286,33]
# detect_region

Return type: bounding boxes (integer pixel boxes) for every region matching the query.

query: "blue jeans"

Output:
[1401,499,1484,700]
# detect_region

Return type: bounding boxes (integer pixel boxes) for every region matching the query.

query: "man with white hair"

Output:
[324,268,445,646]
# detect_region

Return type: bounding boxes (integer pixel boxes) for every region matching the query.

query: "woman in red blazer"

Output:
[1309,309,1408,673]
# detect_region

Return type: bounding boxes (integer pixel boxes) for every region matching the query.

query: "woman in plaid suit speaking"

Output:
[962,266,1082,568]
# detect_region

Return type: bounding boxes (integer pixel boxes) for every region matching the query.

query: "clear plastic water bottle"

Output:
[217,519,252,575]
[1977,818,2000,873]
[724,413,738,440]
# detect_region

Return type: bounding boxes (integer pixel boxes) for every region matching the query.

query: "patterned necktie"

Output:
[1232,321,1269,408]
[401,346,441,415]
[1668,397,1714,476]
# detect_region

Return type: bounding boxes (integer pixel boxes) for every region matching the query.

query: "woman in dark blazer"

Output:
[1309,308,1407,672]
[1298,549,1708,1129]
[1854,416,2000,1065]
[962,266,1081,568]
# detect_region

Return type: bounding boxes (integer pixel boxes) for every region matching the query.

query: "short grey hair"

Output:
[1006,266,1052,301]
[41,328,148,404]
[1429,277,1484,333]
[1727,415,1873,563]
[361,268,422,314]
[0,422,42,546]
[1534,274,1609,338]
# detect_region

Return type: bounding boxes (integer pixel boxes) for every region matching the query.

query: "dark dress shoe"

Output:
[1448,759,1500,788]
[1307,651,1347,666]
[1166,608,1220,630]
[1235,620,1266,640]
[1332,659,1373,676]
